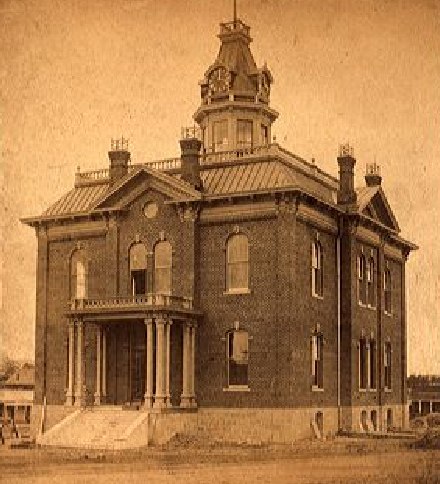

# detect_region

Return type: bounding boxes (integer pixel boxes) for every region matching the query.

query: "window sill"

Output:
[311,386,324,392]
[385,388,392,393]
[312,293,324,300]
[223,386,251,392]
[384,311,392,317]
[358,388,367,393]
[223,289,251,295]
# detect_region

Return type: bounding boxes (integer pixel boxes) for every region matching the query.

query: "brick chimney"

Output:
[337,143,357,205]
[108,137,130,184]
[180,127,202,190]
[365,162,382,187]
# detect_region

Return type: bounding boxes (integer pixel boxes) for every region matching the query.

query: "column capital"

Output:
[155,317,166,326]
[67,320,75,328]
[144,317,154,326]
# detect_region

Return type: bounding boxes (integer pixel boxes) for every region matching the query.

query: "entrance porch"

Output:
[65,296,200,410]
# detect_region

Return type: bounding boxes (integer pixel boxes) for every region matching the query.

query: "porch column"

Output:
[74,319,85,406]
[419,400,422,414]
[94,324,102,405]
[430,401,433,414]
[190,323,197,407]
[153,317,166,408]
[180,322,191,408]
[165,319,173,407]
[143,318,154,408]
[65,321,75,405]
[102,326,107,402]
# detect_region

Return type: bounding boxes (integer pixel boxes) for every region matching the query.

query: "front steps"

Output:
[37,407,150,450]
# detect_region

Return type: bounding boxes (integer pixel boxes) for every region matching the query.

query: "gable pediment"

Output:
[93,167,201,211]
[358,186,400,232]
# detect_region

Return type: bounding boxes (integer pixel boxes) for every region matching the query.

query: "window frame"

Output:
[358,254,367,306]
[384,342,392,390]
[311,240,324,299]
[70,249,88,300]
[367,258,376,309]
[212,119,229,152]
[359,337,368,391]
[154,240,172,295]
[236,119,253,150]
[311,332,324,390]
[129,242,148,296]
[225,329,250,390]
[384,268,392,315]
[225,233,250,294]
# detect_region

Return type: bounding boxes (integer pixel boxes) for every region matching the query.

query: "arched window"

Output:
[311,332,324,389]
[70,249,87,299]
[358,255,367,305]
[384,268,392,314]
[154,240,172,294]
[130,243,147,296]
[226,234,249,292]
[367,258,375,307]
[226,329,249,387]
[312,241,323,297]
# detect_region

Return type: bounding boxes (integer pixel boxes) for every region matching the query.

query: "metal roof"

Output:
[43,183,109,216]
[200,160,296,195]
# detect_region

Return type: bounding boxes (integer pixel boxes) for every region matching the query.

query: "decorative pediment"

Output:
[93,167,201,212]
[357,186,400,232]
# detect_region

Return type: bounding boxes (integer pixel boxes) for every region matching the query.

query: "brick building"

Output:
[22,15,417,445]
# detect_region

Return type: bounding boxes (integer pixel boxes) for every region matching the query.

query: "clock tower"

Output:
[194,16,278,154]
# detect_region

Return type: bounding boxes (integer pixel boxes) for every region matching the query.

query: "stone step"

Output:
[38,408,150,449]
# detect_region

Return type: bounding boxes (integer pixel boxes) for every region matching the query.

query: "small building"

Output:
[0,363,34,426]
[408,375,440,418]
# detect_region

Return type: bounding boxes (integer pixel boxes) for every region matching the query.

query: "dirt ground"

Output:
[0,437,439,483]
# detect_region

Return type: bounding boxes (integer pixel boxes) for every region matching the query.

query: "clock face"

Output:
[143,201,158,219]
[208,67,230,94]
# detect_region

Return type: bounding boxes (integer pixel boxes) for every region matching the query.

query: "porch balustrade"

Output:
[69,294,193,311]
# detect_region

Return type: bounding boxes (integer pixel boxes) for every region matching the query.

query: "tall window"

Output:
[369,339,376,390]
[227,329,249,387]
[358,255,367,305]
[237,120,253,149]
[312,241,323,297]
[384,342,392,390]
[71,249,87,299]
[367,258,376,308]
[261,124,269,146]
[311,333,324,389]
[213,120,228,152]
[154,240,172,294]
[130,243,147,296]
[359,337,368,390]
[226,234,249,292]
[384,268,392,314]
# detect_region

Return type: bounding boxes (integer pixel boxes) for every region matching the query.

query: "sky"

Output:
[1,0,439,374]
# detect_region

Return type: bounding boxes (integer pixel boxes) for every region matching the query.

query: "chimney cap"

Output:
[365,162,382,186]
[338,143,354,158]
[110,137,129,152]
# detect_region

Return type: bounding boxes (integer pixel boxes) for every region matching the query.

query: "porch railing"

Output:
[70,294,194,311]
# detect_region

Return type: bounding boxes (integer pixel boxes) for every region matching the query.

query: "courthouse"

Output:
[22,12,417,447]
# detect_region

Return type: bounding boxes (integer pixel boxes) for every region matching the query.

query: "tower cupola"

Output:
[194,10,278,155]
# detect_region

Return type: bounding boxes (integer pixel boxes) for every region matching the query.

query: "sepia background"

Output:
[1,0,439,374]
